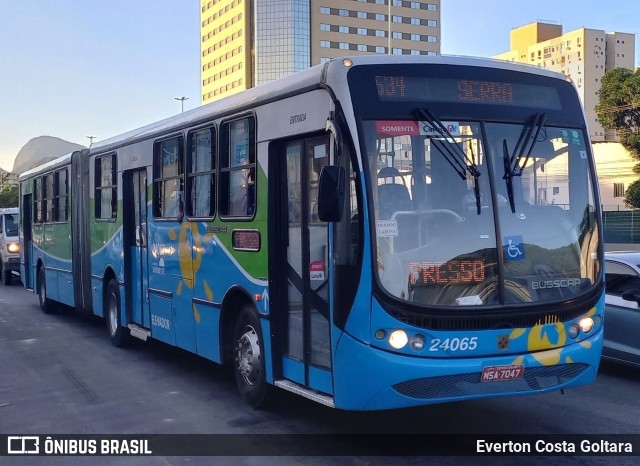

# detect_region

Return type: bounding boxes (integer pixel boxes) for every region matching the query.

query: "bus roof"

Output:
[19,151,77,181]
[90,62,328,153]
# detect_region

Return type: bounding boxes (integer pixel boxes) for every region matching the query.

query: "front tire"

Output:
[234,305,270,408]
[105,279,130,347]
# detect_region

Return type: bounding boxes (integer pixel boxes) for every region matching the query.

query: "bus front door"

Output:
[124,169,150,329]
[271,135,333,396]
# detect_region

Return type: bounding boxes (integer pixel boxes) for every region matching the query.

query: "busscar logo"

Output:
[8,436,40,454]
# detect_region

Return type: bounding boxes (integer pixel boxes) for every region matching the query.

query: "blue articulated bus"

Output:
[20,55,604,410]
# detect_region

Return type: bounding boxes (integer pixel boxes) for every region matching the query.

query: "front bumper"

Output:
[332,328,602,410]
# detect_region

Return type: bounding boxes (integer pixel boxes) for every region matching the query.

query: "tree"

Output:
[596,68,640,138]
[596,68,640,207]
[624,180,640,209]
[0,185,18,208]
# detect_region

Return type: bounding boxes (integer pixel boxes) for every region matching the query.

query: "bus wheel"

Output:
[105,279,130,347]
[234,305,270,408]
[38,267,55,314]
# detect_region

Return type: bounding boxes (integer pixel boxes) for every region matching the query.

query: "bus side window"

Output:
[220,116,256,218]
[153,136,184,219]
[187,127,216,219]
[95,155,116,221]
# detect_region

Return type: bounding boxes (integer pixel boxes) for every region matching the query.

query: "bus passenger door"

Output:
[270,135,333,396]
[123,169,150,328]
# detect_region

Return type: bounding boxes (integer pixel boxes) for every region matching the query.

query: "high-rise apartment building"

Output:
[200,0,441,103]
[493,21,635,142]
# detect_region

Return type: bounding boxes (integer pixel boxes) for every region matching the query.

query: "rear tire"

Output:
[38,267,55,314]
[233,305,270,408]
[105,279,130,347]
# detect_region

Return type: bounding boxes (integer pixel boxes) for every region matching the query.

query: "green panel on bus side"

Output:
[208,164,269,280]
[88,198,123,253]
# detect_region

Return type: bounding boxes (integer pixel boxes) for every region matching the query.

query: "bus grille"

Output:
[389,307,589,331]
[392,364,588,400]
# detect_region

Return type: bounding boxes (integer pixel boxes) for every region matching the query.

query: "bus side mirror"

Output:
[317,166,345,222]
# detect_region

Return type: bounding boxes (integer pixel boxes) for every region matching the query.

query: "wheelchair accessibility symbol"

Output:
[504,235,525,261]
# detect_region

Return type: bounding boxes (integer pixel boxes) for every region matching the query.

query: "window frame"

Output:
[186,125,217,220]
[33,177,43,224]
[219,114,256,220]
[94,153,118,222]
[43,173,55,224]
[54,168,69,223]
[153,134,185,220]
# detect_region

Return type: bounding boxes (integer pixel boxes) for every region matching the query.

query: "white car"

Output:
[603,251,640,367]
[0,207,19,285]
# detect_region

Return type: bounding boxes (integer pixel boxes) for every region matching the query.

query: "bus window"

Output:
[220,116,256,218]
[34,177,43,224]
[54,168,68,222]
[44,173,54,223]
[95,155,117,220]
[154,136,184,219]
[187,127,216,218]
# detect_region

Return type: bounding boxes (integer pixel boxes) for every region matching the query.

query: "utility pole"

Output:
[175,97,189,113]
[86,136,96,146]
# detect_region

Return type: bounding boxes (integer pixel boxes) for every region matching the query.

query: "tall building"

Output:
[200,0,441,103]
[493,21,635,142]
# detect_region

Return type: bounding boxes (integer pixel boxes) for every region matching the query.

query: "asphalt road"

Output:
[0,279,639,465]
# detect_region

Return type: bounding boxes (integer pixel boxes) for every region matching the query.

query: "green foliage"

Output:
[596,67,640,159]
[0,184,18,208]
[624,180,640,209]
[620,132,640,157]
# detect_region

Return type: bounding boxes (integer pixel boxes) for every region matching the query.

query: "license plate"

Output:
[481,364,525,382]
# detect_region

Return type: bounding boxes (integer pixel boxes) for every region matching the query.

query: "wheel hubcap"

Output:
[236,325,261,386]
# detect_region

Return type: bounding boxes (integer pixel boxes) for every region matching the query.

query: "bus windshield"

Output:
[347,63,601,309]
[362,116,599,307]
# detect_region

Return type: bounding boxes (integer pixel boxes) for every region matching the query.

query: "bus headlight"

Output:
[388,330,408,349]
[568,324,580,339]
[7,243,19,253]
[579,317,594,333]
[568,317,595,339]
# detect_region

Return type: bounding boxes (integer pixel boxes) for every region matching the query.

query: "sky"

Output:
[1,0,639,172]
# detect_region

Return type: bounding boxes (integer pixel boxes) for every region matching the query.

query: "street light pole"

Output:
[175,97,189,113]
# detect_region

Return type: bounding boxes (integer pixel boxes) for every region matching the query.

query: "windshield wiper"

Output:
[415,108,482,215]
[502,113,547,213]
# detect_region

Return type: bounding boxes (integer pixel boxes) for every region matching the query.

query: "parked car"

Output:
[603,251,640,367]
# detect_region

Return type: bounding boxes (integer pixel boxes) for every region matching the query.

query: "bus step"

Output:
[274,380,335,408]
[127,324,151,341]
